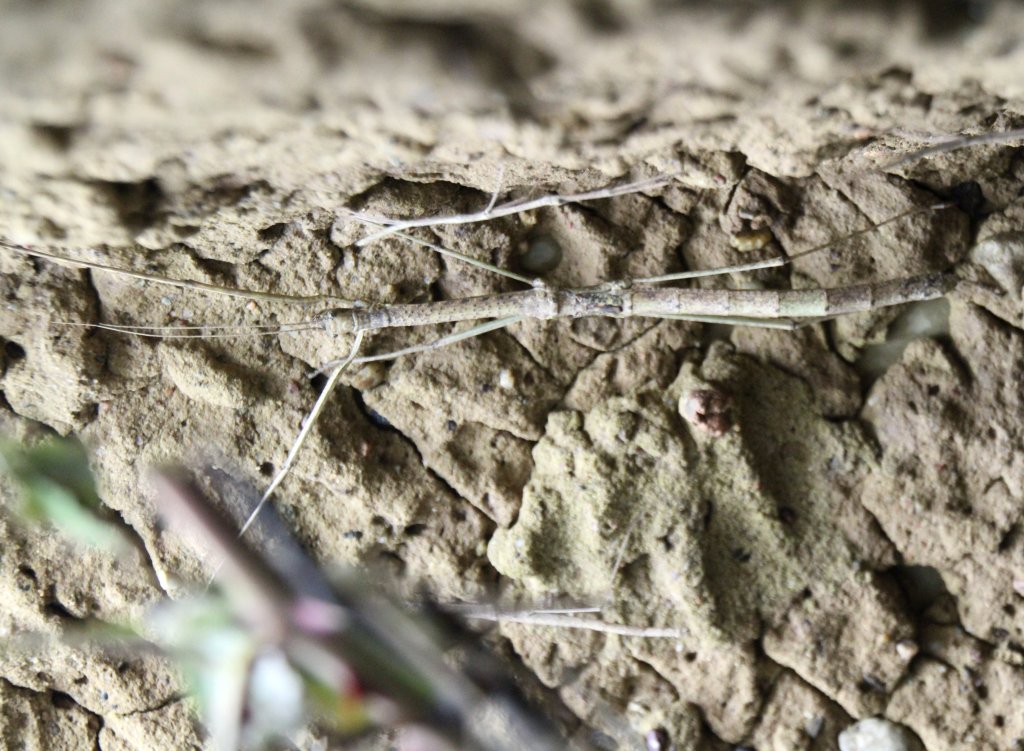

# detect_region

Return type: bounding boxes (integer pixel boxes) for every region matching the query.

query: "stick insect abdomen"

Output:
[631,272,955,320]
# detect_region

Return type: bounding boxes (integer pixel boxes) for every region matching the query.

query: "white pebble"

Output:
[498,368,515,390]
[971,232,1024,300]
[895,639,919,661]
[839,718,921,751]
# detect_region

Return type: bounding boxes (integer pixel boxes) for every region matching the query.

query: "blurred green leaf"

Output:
[0,437,127,551]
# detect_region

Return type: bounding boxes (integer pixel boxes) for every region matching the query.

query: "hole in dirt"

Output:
[17,565,37,580]
[259,461,275,477]
[352,388,393,430]
[44,600,77,620]
[258,222,289,242]
[4,341,26,360]
[731,548,752,563]
[892,564,950,612]
[403,523,427,537]
[50,692,78,710]
[858,674,887,693]
[32,123,76,151]
[949,180,987,219]
[998,523,1021,552]
[778,506,797,524]
[94,178,164,234]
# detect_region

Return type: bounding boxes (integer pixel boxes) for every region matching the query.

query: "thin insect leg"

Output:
[0,239,357,307]
[657,313,804,330]
[353,172,677,246]
[377,227,534,285]
[235,329,366,543]
[882,126,1024,169]
[606,508,643,595]
[658,313,836,330]
[635,203,951,285]
[483,165,506,214]
[313,315,524,375]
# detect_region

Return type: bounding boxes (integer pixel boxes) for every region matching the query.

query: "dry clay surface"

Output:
[1,1,1023,749]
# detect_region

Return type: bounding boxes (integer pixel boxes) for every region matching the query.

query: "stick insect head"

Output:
[312,308,357,337]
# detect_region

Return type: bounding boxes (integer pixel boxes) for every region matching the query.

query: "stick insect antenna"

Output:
[52,319,326,339]
[0,239,358,307]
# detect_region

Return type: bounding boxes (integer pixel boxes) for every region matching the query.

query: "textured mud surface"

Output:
[1,1,1023,749]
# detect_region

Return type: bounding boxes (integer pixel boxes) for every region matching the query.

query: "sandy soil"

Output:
[0,1,1022,749]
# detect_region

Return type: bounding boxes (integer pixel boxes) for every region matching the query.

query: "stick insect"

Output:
[0,171,961,557]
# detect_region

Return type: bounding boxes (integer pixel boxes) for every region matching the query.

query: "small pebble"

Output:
[1012,577,1024,597]
[729,227,773,252]
[498,368,515,390]
[839,718,921,751]
[680,388,733,436]
[805,715,825,739]
[895,639,919,661]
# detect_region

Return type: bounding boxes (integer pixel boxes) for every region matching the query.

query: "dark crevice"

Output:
[0,677,106,749]
[119,693,186,718]
[90,178,165,235]
[350,387,394,431]
[31,122,78,151]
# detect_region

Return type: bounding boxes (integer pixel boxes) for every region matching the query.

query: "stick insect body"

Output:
[0,174,960,546]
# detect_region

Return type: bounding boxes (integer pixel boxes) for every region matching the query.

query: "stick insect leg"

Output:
[635,203,951,285]
[315,315,524,374]
[225,315,521,569]
[658,313,809,330]
[236,329,366,541]
[353,172,678,246]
